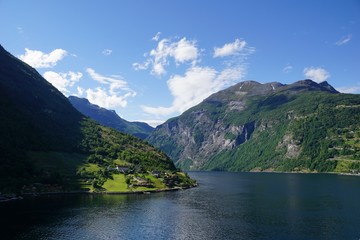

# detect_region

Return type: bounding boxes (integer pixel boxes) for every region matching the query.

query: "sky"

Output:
[1,0,359,127]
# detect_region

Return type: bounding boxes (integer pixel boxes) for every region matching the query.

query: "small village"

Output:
[106,165,184,189]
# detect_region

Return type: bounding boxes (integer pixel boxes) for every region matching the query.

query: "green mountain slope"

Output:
[0,45,194,193]
[68,96,153,139]
[147,80,360,174]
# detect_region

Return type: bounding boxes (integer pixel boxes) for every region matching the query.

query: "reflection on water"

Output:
[1,172,360,240]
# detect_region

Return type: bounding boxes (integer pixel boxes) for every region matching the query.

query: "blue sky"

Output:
[1,0,359,126]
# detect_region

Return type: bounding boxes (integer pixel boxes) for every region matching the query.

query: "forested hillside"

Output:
[148,80,360,174]
[0,45,195,193]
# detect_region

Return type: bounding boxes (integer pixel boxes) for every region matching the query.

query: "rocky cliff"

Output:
[147,80,360,173]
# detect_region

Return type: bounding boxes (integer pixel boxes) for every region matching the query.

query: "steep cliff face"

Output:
[148,80,360,173]
[148,81,280,168]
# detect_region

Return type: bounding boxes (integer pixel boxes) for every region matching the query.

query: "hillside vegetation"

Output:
[148,80,360,174]
[0,45,195,193]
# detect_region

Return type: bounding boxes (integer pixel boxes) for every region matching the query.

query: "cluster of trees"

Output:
[289,101,360,172]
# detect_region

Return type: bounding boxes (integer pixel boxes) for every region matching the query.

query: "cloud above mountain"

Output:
[138,35,253,117]
[43,71,82,94]
[85,68,136,109]
[142,66,245,116]
[19,48,68,68]
[303,67,330,83]
[213,39,247,58]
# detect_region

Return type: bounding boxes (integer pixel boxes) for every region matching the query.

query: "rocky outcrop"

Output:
[277,133,301,159]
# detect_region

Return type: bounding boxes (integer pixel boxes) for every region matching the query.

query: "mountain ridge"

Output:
[69,96,153,139]
[147,79,360,174]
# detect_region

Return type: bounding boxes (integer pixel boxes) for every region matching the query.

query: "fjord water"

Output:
[1,172,360,240]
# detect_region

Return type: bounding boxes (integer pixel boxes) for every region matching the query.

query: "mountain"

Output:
[147,80,360,174]
[68,96,153,139]
[0,45,194,193]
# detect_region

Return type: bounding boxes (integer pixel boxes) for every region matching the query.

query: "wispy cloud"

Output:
[43,71,82,95]
[336,85,360,94]
[303,66,330,83]
[86,68,126,87]
[152,32,161,41]
[102,49,112,56]
[17,26,24,35]
[18,48,68,68]
[133,36,199,76]
[213,39,247,58]
[335,35,352,46]
[85,68,136,109]
[282,64,293,73]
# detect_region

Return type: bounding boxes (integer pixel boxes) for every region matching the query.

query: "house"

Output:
[107,165,131,174]
[117,166,130,174]
[152,170,161,178]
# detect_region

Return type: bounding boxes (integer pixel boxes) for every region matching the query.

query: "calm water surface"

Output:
[1,172,360,240]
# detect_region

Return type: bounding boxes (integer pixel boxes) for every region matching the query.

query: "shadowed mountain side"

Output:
[68,96,153,139]
[0,45,194,193]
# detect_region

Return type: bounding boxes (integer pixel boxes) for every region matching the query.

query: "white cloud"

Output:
[137,35,254,117]
[132,60,151,71]
[282,64,293,73]
[213,39,247,58]
[43,71,82,95]
[86,88,135,109]
[152,32,161,41]
[102,49,112,56]
[335,35,352,46]
[85,68,136,109]
[336,86,360,94]
[19,48,68,68]
[77,86,85,96]
[303,67,330,83]
[170,38,198,64]
[142,65,245,117]
[133,36,199,76]
[86,68,127,87]
[134,119,165,128]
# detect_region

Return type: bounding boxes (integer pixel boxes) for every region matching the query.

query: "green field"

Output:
[102,174,130,192]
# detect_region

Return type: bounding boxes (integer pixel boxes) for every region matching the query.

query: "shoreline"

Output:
[250,170,360,177]
[3,170,360,202]
[0,184,198,203]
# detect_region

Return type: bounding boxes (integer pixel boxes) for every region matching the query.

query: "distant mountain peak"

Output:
[204,79,339,105]
[289,79,339,94]
[319,81,339,93]
[68,96,90,104]
[147,79,356,172]
[69,96,106,111]
[68,96,153,139]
